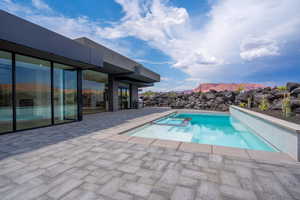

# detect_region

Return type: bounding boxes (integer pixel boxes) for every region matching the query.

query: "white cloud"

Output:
[98,0,300,82]
[135,59,173,65]
[0,0,134,57]
[1,0,33,14]
[185,77,204,82]
[161,77,170,81]
[31,0,51,11]
[98,0,189,42]
[240,37,280,61]
[1,0,300,86]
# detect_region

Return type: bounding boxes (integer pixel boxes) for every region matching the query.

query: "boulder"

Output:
[236,92,251,102]
[287,82,300,92]
[273,90,285,99]
[291,87,300,96]
[294,107,300,114]
[142,85,299,114]
[215,96,224,104]
[270,100,282,110]
[253,94,264,104]
[223,91,235,101]
[262,87,272,93]
[205,92,216,100]
[199,93,206,100]
[218,104,229,111]
[206,100,214,106]
[291,99,300,109]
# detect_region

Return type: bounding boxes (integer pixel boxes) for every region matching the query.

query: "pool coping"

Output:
[231,105,300,133]
[91,109,297,164]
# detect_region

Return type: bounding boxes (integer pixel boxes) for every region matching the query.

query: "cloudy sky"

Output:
[1,0,300,91]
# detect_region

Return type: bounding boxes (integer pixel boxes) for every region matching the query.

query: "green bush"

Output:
[142,91,156,97]
[259,96,270,111]
[282,92,292,118]
[239,102,246,108]
[236,85,245,92]
[277,86,287,91]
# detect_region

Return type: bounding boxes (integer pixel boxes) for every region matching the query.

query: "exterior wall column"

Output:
[130,84,139,108]
[108,75,119,112]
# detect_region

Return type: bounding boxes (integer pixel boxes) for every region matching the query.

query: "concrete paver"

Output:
[0,108,299,200]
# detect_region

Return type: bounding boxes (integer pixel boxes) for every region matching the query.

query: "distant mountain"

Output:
[193,83,266,93]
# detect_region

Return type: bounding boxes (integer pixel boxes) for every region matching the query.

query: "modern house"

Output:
[0,10,160,134]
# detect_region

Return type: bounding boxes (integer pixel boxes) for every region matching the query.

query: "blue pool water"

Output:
[126,113,276,152]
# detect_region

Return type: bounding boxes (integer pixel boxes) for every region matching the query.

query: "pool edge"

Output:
[230,105,300,161]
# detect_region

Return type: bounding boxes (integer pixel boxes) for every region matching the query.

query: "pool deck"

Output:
[0,107,300,200]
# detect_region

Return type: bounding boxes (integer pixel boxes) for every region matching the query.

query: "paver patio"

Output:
[0,108,300,200]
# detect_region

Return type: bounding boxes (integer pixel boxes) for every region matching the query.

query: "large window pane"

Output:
[0,51,13,133]
[82,70,108,114]
[53,63,78,124]
[118,88,122,110]
[118,83,131,110]
[15,55,51,130]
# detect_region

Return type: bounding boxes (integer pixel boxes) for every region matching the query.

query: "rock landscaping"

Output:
[142,82,300,124]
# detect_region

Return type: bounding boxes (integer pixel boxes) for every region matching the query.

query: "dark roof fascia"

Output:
[0,10,103,68]
[74,37,160,83]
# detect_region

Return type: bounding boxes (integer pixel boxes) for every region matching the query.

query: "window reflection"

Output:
[15,55,51,130]
[118,83,131,110]
[0,51,13,133]
[82,70,108,114]
[53,63,77,124]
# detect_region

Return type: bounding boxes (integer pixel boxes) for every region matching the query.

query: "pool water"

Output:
[126,113,276,152]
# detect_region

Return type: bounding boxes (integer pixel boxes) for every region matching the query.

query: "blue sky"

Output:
[1,0,300,91]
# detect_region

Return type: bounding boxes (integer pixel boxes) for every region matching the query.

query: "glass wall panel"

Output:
[118,83,131,110]
[82,70,108,114]
[15,55,51,130]
[0,51,13,133]
[122,88,130,109]
[53,63,78,124]
[126,88,130,108]
[118,88,122,110]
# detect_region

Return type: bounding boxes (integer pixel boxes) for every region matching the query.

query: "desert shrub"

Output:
[277,86,287,91]
[259,96,270,111]
[239,102,246,108]
[282,92,292,118]
[142,91,156,97]
[236,85,245,92]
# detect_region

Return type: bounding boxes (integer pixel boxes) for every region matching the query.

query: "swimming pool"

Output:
[126,113,276,152]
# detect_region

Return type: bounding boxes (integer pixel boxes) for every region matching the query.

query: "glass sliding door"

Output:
[118,83,131,110]
[118,88,122,110]
[15,54,51,130]
[0,51,80,133]
[122,88,130,109]
[53,63,77,124]
[0,51,13,133]
[125,88,130,108]
[82,70,108,114]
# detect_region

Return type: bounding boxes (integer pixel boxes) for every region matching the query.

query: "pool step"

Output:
[151,118,191,127]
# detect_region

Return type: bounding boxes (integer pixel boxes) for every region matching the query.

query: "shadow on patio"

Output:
[0,107,171,160]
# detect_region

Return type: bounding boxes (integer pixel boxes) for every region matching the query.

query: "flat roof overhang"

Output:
[114,77,154,88]
[74,37,160,84]
[0,10,160,85]
[0,39,101,70]
[0,10,103,69]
